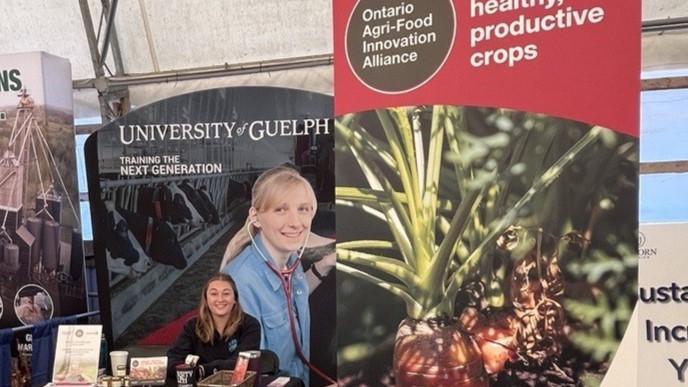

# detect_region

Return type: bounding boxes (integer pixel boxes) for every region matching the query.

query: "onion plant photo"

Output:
[335,106,637,386]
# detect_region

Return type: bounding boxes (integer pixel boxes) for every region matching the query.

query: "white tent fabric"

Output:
[642,0,688,19]
[642,0,688,73]
[643,31,688,73]
[0,0,332,79]
[1,1,685,121]
[0,1,113,80]
[2,0,334,124]
[113,0,332,74]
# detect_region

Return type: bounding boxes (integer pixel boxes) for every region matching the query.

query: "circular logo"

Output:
[14,284,54,326]
[76,329,84,337]
[132,360,139,367]
[345,0,456,93]
[638,231,646,248]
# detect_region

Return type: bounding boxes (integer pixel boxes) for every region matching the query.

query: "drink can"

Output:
[230,352,251,385]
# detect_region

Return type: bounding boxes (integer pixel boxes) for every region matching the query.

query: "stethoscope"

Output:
[246,222,337,385]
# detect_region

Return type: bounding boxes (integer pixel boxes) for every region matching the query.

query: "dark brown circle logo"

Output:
[346,0,456,94]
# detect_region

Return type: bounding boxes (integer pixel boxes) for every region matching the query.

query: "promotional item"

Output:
[51,324,102,385]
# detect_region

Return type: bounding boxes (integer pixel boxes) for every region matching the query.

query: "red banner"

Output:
[334,0,640,136]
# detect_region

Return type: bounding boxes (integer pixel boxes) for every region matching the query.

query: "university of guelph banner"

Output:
[85,87,336,384]
[334,1,639,386]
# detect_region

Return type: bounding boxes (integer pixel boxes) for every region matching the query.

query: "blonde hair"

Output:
[220,166,317,269]
[196,273,244,344]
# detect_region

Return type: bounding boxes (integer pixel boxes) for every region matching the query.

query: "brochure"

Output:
[51,325,102,385]
[129,356,167,386]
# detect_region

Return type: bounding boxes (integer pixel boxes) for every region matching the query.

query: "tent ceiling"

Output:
[641,1,688,75]
[643,31,688,74]
[113,0,332,75]
[0,0,332,81]
[0,1,99,79]
[1,0,686,121]
[643,0,688,20]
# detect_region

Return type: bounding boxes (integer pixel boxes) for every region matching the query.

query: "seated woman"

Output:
[167,273,260,378]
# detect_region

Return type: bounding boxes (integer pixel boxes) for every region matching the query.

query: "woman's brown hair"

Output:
[195,273,244,344]
[219,166,317,269]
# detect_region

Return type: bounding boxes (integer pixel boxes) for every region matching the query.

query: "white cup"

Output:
[109,350,128,377]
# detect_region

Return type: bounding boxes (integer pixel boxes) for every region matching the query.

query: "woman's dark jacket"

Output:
[167,313,261,376]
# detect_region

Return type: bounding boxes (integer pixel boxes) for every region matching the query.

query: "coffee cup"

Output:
[109,351,128,377]
[176,364,195,387]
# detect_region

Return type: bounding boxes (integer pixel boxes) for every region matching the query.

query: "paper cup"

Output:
[109,350,128,377]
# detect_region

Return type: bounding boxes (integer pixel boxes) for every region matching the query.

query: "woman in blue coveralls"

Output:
[219,166,334,385]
